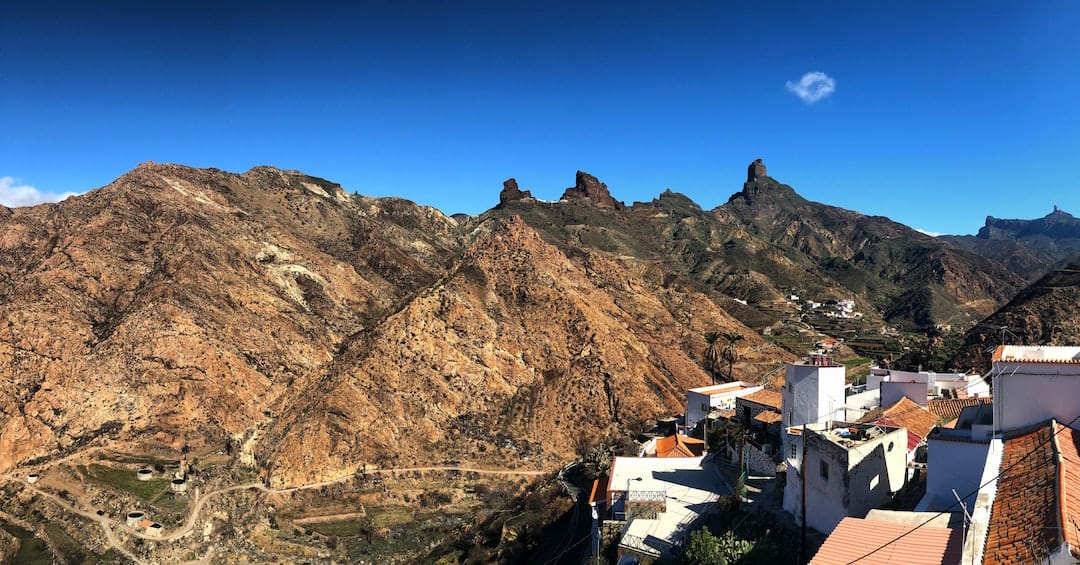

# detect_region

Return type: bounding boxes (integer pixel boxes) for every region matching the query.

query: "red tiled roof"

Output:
[982,421,1080,564]
[588,475,608,505]
[754,411,783,424]
[992,344,1080,363]
[810,516,962,565]
[857,397,939,450]
[739,389,782,410]
[1054,423,1080,558]
[927,398,991,422]
[655,434,705,458]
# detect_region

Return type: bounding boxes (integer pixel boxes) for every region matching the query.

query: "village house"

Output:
[989,345,1080,433]
[963,420,1080,564]
[735,389,783,437]
[684,381,763,433]
[604,455,726,562]
[809,510,963,565]
[781,354,846,430]
[856,396,939,462]
[783,421,908,534]
[918,400,995,513]
[640,433,705,458]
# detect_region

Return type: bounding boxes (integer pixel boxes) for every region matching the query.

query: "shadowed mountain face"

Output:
[950,264,1080,372]
[714,167,1025,331]
[0,160,1028,484]
[942,207,1080,280]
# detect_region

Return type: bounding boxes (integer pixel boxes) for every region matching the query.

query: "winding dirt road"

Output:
[0,464,547,563]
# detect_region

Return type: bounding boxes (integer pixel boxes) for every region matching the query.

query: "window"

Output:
[887,441,894,452]
[820,461,829,481]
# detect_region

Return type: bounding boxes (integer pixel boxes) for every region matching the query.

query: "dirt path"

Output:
[0,463,548,562]
[0,473,146,565]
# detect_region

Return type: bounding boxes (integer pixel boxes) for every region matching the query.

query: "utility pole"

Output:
[799,423,807,565]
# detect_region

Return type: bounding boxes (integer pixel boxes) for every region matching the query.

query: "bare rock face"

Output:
[260,214,770,486]
[498,178,533,205]
[560,171,624,209]
[747,158,767,182]
[0,163,462,472]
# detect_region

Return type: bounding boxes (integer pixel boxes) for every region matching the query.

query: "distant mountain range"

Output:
[0,159,1076,484]
[941,207,1080,279]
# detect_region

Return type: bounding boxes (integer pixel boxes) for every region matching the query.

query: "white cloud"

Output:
[914,228,945,237]
[0,177,78,208]
[786,71,836,104]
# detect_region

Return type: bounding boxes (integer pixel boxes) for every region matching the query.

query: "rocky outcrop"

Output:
[747,158,767,182]
[498,178,533,205]
[560,171,624,209]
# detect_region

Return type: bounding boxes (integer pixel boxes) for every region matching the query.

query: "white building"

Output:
[783,421,908,535]
[917,401,994,514]
[605,456,726,561]
[990,345,1080,434]
[867,367,991,400]
[684,381,763,433]
[781,355,846,429]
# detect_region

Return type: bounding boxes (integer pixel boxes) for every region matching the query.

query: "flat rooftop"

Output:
[812,421,903,449]
[993,345,1080,363]
[687,381,761,396]
[609,456,727,555]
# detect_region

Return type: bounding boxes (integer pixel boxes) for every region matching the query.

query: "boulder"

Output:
[560,171,624,210]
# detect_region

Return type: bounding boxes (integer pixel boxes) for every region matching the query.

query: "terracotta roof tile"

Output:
[754,411,783,424]
[739,389,782,410]
[858,397,939,442]
[1054,423,1080,559]
[927,398,991,422]
[810,516,962,565]
[983,422,1061,564]
[655,434,705,458]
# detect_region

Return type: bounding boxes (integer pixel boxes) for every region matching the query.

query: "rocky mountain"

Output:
[713,161,1025,331]
[0,163,461,474]
[0,159,1032,485]
[950,263,1080,372]
[0,162,778,486]
[942,207,1080,279]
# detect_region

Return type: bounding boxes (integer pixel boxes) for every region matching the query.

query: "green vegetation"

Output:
[309,519,367,537]
[685,528,754,565]
[839,357,871,366]
[80,464,173,503]
[1,519,52,565]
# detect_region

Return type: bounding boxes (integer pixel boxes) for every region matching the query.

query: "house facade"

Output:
[781,355,846,429]
[783,421,908,534]
[684,381,763,433]
[990,345,1080,434]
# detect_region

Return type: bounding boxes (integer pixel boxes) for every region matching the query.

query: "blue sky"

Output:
[2,1,1078,235]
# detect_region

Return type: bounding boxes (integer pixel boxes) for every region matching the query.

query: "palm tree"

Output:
[703,332,721,384]
[721,332,744,383]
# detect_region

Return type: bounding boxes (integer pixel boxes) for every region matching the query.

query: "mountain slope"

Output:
[0,162,461,471]
[950,264,1080,371]
[942,207,1080,279]
[259,216,780,485]
[714,161,1025,331]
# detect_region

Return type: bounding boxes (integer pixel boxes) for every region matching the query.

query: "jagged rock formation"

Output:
[260,215,768,485]
[747,158,767,182]
[943,207,1080,280]
[498,178,533,205]
[717,159,1024,331]
[0,158,1031,485]
[560,171,625,209]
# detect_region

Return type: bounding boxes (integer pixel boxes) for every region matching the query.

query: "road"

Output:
[0,464,548,563]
